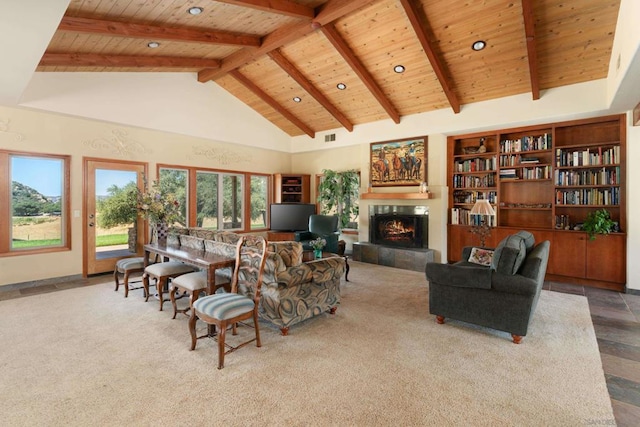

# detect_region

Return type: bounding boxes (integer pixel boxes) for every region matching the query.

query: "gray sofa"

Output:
[425,231,550,343]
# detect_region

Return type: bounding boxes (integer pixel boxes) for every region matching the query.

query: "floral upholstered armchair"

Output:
[251,241,345,335]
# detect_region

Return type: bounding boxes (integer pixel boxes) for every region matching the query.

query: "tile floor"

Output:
[1,274,639,425]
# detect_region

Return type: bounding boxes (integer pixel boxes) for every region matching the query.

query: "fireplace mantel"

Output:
[360,192,433,200]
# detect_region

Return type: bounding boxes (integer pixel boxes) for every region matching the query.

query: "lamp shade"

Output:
[470,199,495,216]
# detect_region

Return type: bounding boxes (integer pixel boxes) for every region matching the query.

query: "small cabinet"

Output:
[548,232,625,285]
[274,174,310,203]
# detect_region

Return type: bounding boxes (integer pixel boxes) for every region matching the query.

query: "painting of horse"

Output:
[370,136,428,187]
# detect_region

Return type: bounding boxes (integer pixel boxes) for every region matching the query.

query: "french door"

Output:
[83,158,147,276]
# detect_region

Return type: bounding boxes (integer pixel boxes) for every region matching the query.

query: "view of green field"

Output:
[11,216,128,248]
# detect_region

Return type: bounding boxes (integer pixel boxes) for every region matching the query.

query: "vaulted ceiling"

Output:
[38,0,621,138]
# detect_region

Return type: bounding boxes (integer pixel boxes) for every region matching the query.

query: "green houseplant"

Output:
[582,209,616,240]
[317,169,360,230]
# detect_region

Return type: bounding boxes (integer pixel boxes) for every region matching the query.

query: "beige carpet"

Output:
[0,262,614,426]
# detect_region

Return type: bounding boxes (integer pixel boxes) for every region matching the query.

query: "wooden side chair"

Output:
[189,235,267,369]
[114,257,148,298]
[169,238,243,319]
[143,235,204,311]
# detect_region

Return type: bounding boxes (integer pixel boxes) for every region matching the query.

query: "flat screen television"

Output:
[270,203,316,231]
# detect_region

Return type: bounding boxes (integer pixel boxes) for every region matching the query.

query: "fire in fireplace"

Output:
[369,205,428,249]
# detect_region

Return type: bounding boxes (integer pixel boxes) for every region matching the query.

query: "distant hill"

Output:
[11,182,60,216]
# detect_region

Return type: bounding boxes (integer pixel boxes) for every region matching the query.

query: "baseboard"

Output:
[1,274,85,292]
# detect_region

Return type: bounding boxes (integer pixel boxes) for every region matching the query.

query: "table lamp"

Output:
[470,199,495,247]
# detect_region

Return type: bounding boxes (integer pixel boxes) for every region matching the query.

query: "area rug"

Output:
[0,262,614,426]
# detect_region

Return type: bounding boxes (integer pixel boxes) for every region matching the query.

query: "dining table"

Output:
[143,241,236,297]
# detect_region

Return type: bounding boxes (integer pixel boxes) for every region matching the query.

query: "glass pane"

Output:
[10,156,64,249]
[196,171,218,229]
[159,168,188,227]
[95,169,138,255]
[223,174,243,230]
[250,175,268,229]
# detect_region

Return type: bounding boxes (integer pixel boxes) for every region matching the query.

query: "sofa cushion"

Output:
[467,247,494,266]
[515,230,535,253]
[188,228,217,240]
[491,234,527,275]
[268,241,303,267]
[215,231,242,244]
[179,234,205,250]
[167,227,189,246]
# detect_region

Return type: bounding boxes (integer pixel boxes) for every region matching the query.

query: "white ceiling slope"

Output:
[0,0,69,105]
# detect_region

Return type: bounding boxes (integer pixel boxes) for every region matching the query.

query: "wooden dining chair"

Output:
[189,235,267,369]
[114,257,148,298]
[169,238,243,319]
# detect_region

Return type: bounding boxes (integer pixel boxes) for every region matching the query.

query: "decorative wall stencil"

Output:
[192,146,252,165]
[83,129,149,157]
[0,118,25,142]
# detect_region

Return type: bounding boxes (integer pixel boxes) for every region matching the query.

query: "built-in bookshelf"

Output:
[447,114,627,290]
[449,134,498,228]
[274,174,310,204]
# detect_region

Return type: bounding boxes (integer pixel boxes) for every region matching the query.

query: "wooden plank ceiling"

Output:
[39,0,621,138]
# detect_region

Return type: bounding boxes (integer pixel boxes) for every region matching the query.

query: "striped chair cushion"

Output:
[145,261,194,276]
[116,257,145,272]
[193,293,255,320]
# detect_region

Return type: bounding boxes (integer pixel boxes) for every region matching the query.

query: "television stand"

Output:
[267,231,297,242]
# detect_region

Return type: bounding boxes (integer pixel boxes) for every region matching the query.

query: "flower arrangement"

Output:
[309,237,327,251]
[137,177,181,225]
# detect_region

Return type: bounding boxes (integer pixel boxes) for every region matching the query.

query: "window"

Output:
[250,175,268,229]
[196,171,219,229]
[159,165,269,232]
[0,150,70,255]
[159,168,188,226]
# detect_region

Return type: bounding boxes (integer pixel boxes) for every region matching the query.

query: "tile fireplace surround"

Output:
[353,205,434,271]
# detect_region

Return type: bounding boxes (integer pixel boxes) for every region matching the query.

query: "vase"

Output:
[314,249,323,259]
[154,222,169,245]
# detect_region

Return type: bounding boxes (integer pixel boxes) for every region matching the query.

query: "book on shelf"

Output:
[499,168,517,179]
[520,157,540,164]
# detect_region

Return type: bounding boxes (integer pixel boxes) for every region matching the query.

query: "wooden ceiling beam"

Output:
[321,24,400,124]
[39,53,221,69]
[198,0,375,82]
[57,16,261,47]
[268,49,354,132]
[521,0,540,100]
[229,70,315,138]
[215,0,315,19]
[399,0,461,114]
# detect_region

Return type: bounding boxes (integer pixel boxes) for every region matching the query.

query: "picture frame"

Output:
[370,136,428,187]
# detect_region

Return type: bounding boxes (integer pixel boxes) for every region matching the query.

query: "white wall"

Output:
[0,105,290,286]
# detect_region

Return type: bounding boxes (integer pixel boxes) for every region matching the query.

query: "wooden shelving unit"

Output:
[274,174,310,204]
[447,114,627,290]
[360,192,433,200]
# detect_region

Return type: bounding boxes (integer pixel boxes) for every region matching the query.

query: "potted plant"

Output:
[317,169,360,230]
[582,209,616,240]
[137,177,182,244]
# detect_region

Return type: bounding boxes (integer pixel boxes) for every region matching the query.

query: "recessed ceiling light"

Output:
[337,83,347,90]
[188,6,203,15]
[293,97,302,103]
[147,41,160,48]
[393,65,405,73]
[471,40,486,51]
